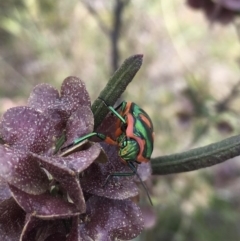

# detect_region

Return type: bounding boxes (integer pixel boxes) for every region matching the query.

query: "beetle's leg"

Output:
[113,102,124,112]
[103,170,136,187]
[106,105,126,123]
[98,97,123,112]
[104,161,153,206]
[61,132,117,152]
[98,98,126,124]
[103,161,136,186]
[98,98,127,135]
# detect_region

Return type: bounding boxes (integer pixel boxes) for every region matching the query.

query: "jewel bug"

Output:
[61,98,154,205]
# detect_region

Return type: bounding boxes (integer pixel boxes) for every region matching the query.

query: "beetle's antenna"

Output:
[128,162,153,206]
[135,171,153,206]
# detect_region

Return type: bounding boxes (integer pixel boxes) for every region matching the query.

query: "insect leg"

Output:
[104,161,153,205]
[61,132,117,152]
[98,98,126,124]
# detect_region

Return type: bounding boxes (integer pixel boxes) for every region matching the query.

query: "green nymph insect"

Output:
[61,98,154,205]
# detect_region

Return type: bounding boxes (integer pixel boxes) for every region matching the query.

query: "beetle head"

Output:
[118,135,140,162]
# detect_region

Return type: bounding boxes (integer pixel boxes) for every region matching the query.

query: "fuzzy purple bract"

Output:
[0,76,152,241]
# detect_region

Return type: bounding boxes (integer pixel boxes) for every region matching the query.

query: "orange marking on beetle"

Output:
[105,136,118,145]
[122,102,132,116]
[140,113,152,129]
[125,113,149,163]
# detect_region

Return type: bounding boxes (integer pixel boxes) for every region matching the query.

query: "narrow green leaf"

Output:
[151,134,240,175]
[91,54,143,129]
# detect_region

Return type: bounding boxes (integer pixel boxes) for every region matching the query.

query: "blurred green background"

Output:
[1,0,240,240]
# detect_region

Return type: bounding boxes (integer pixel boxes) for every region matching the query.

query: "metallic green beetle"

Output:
[61,99,154,205]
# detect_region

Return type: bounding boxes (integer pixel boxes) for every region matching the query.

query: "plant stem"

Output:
[151,134,240,175]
